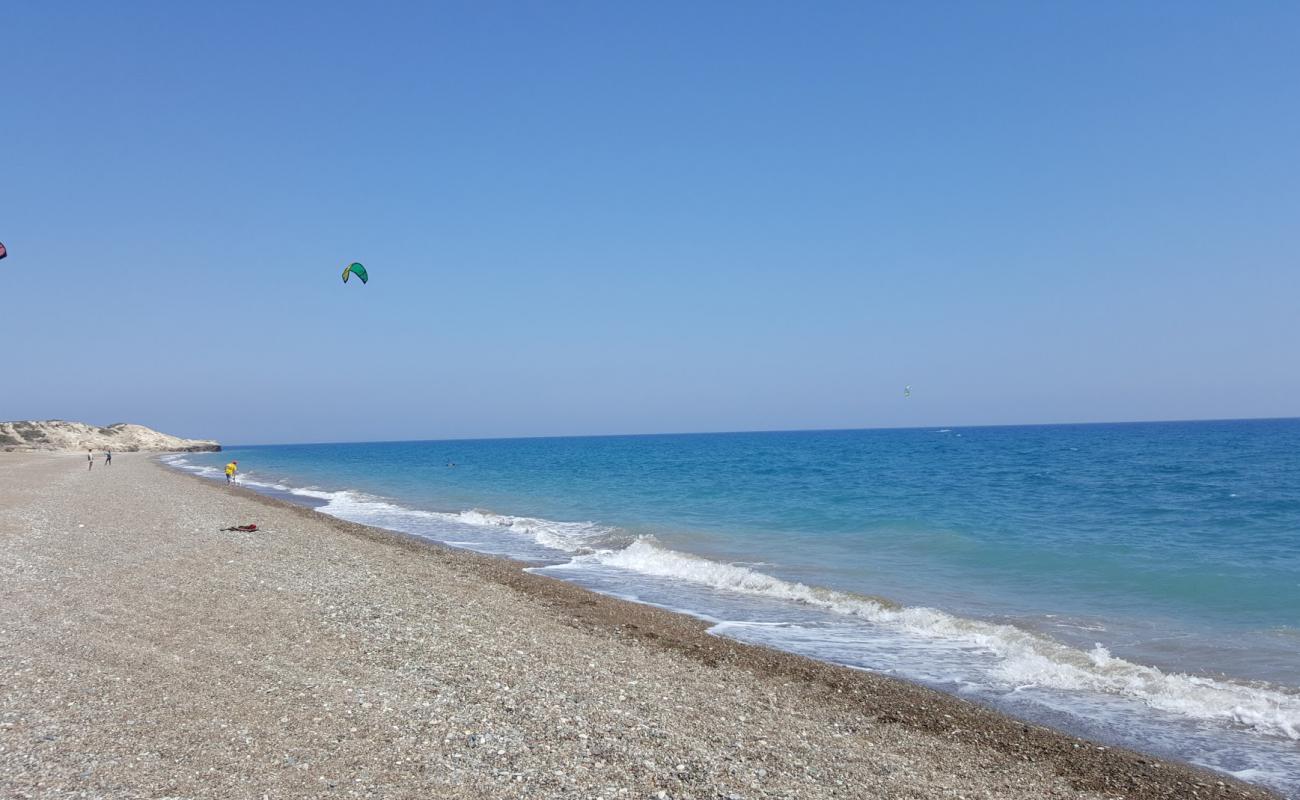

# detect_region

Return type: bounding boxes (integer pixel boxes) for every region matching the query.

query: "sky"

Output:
[3,2,1298,444]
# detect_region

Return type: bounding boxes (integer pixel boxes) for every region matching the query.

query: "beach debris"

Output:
[341,262,368,284]
[904,385,911,398]
[220,524,259,532]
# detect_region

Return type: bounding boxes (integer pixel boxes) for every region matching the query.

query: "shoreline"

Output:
[1,452,1278,798]
[164,458,1281,798]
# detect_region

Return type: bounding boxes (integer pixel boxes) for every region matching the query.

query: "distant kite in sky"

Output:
[904,385,911,398]
[0,242,7,260]
[342,262,368,284]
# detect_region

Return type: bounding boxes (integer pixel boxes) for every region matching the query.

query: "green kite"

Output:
[342,262,369,284]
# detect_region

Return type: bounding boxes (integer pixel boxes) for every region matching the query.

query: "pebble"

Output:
[0,453,1271,800]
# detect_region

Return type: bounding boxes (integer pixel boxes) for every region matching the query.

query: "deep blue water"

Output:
[170,419,1300,796]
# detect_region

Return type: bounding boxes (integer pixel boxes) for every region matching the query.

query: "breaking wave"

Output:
[160,454,1300,746]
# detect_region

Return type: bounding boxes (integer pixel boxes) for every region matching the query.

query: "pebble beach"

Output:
[0,452,1278,799]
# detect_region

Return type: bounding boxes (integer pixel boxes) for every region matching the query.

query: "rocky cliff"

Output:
[0,421,221,452]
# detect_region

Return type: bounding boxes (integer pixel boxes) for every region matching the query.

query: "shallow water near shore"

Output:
[169,419,1300,796]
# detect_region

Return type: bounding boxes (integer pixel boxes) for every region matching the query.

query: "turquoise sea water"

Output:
[170,419,1300,796]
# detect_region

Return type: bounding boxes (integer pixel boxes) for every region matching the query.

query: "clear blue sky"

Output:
[3,2,1297,444]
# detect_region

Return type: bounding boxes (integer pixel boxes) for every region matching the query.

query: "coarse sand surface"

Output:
[0,453,1277,799]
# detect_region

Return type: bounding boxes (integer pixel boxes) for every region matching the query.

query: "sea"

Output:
[166,419,1300,797]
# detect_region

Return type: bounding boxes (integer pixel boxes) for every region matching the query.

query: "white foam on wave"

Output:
[288,487,339,501]
[306,488,444,524]
[303,495,622,555]
[245,477,294,491]
[572,539,1300,741]
[447,509,626,553]
[169,458,226,480]
[156,455,1300,747]
[161,455,287,488]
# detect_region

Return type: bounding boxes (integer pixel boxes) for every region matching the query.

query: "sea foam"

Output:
[160,453,1300,793]
[432,508,1300,742]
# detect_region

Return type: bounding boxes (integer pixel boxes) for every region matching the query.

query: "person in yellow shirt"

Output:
[224,460,238,484]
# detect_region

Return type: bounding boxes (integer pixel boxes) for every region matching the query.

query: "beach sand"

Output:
[0,453,1276,799]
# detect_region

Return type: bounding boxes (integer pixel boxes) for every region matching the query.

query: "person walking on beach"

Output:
[87,449,94,471]
[105,450,112,467]
[225,460,238,484]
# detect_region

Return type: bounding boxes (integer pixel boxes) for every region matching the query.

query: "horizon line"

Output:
[217,414,1300,449]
